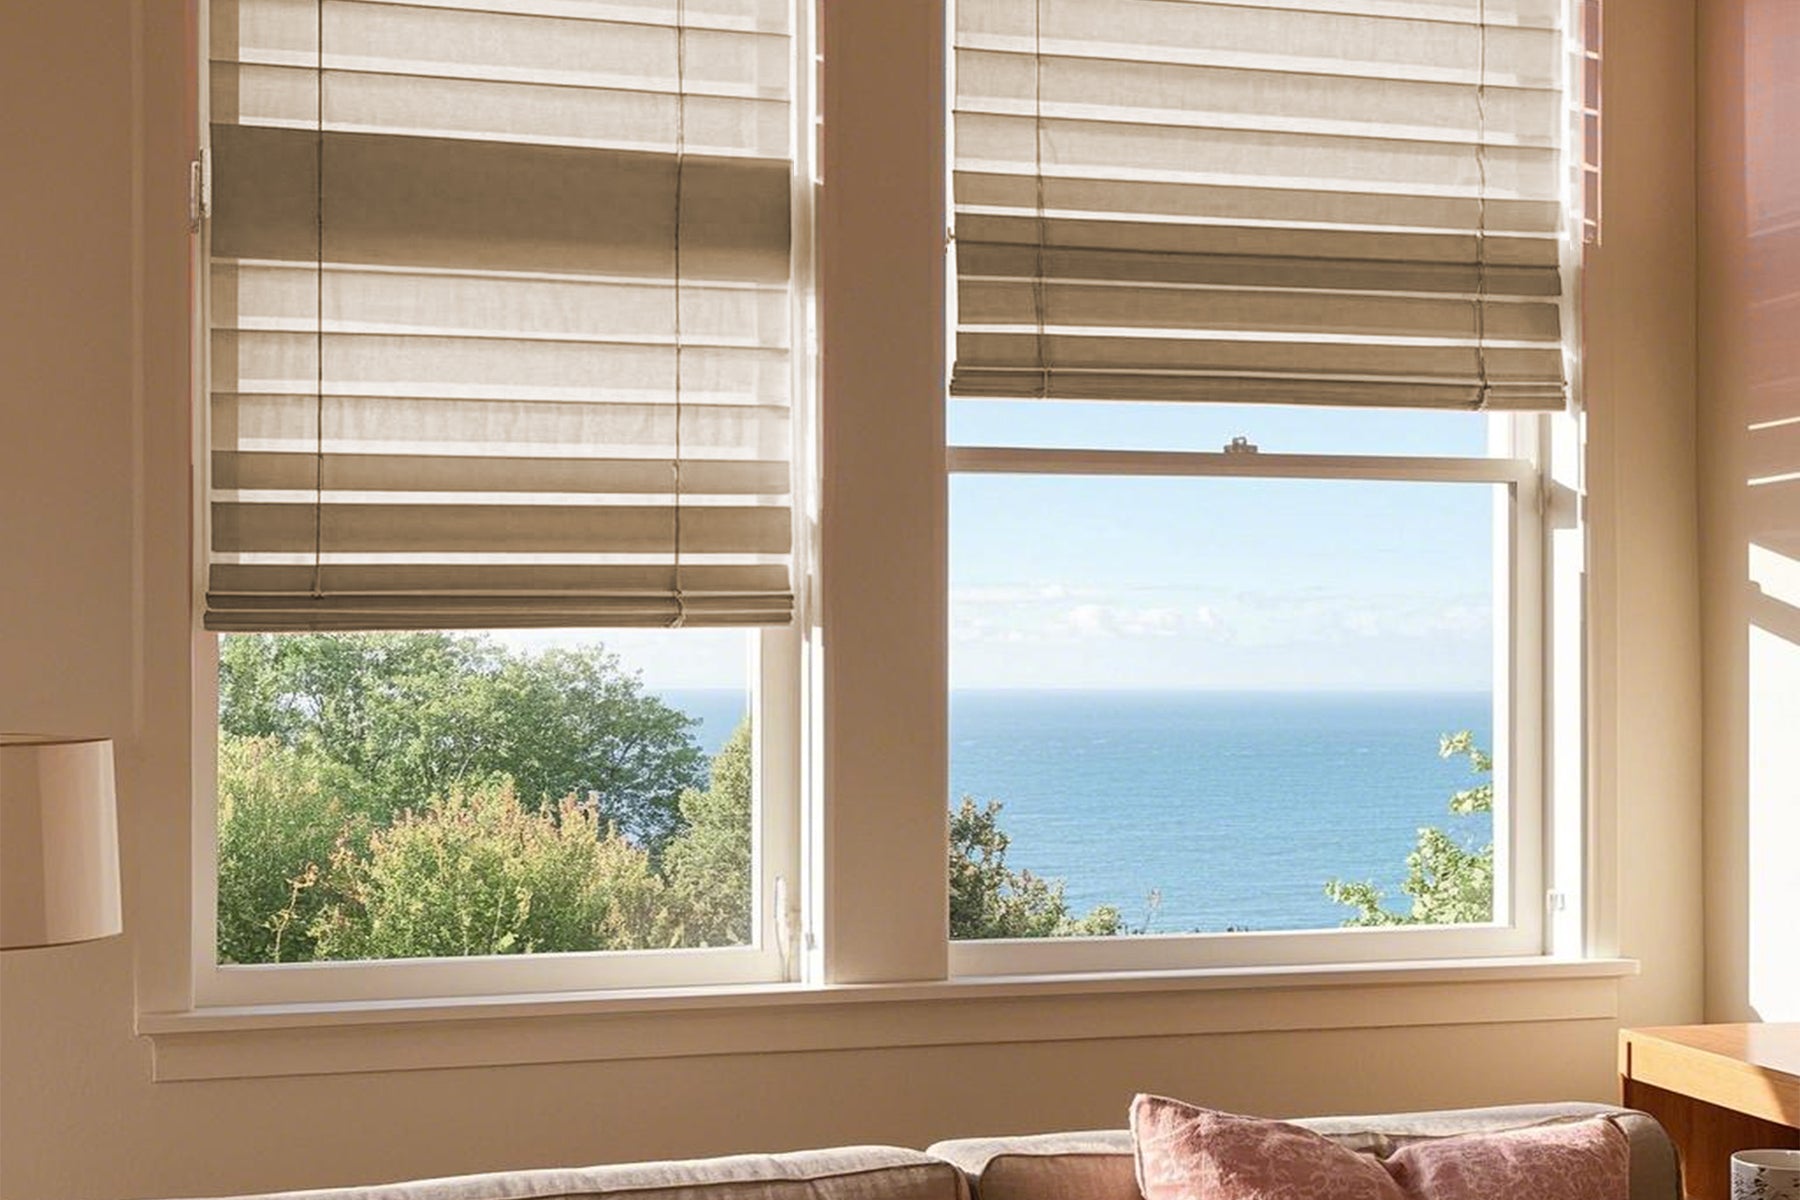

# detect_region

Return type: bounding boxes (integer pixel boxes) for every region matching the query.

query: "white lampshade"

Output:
[0,735,122,949]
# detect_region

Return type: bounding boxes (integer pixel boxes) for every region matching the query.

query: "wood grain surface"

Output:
[1621,1025,1800,1200]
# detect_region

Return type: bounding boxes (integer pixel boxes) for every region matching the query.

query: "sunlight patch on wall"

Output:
[1747,545,1800,1020]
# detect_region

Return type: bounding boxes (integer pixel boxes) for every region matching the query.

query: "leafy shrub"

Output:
[216,736,362,963]
[219,632,706,846]
[216,635,1132,962]
[1325,730,1495,926]
[309,780,672,960]
[662,720,754,947]
[950,796,1122,939]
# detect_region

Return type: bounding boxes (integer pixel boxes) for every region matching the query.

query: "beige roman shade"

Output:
[205,0,796,631]
[951,0,1574,410]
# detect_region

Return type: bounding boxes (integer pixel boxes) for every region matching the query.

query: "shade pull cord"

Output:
[670,0,688,629]
[1032,0,1050,401]
[311,0,325,598]
[1473,0,1491,410]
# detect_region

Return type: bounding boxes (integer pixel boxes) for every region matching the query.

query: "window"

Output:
[942,0,1577,972]
[195,0,808,1003]
[945,445,1545,972]
[186,0,1588,1012]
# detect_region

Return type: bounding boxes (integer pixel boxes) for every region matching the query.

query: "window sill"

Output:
[138,956,1635,1081]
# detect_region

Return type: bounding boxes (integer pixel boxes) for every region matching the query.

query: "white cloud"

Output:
[953,582,1094,606]
[1063,604,1110,636]
[949,581,1490,655]
[1051,602,1207,639]
[1123,606,1186,636]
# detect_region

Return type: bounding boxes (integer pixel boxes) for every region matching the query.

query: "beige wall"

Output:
[2,937,1620,1197]
[0,2,1705,1198]
[1581,0,1705,1031]
[1697,0,1800,1023]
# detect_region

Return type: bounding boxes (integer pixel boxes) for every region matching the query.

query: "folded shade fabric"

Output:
[951,0,1575,411]
[205,0,797,631]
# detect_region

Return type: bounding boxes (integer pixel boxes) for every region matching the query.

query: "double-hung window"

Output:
[196,0,808,1003]
[189,0,1591,1013]
[943,0,1583,973]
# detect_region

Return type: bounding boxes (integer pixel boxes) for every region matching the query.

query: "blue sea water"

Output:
[659,689,752,758]
[659,688,1494,934]
[950,690,1493,933]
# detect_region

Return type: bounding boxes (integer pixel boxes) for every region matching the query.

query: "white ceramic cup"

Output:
[1731,1149,1800,1200]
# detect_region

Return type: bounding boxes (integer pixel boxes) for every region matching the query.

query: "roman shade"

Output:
[205,0,796,631]
[951,0,1574,411]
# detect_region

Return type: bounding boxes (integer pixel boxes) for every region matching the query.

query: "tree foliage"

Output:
[661,721,754,947]
[219,636,1500,958]
[308,781,672,959]
[949,797,1122,939]
[219,633,706,849]
[1324,730,1495,927]
[215,736,364,964]
[215,633,1124,963]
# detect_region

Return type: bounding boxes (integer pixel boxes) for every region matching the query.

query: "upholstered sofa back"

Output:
[174,1103,1680,1200]
[174,1146,967,1200]
[927,1103,1680,1200]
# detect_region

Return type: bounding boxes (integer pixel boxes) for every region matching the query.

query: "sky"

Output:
[500,401,1501,696]
[491,626,754,692]
[946,399,1499,692]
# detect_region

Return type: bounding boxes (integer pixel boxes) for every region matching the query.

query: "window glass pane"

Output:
[215,629,753,964]
[949,399,1492,457]
[948,475,1501,938]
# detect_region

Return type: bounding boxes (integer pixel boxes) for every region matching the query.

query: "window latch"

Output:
[1223,435,1259,454]
[188,151,210,232]
[774,874,799,979]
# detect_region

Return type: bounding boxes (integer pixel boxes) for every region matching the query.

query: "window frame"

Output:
[942,424,1552,977]
[189,626,805,1006]
[931,0,1592,977]
[176,0,1591,1016]
[187,0,815,1006]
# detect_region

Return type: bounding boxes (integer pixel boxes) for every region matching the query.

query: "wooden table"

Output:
[1620,1024,1800,1200]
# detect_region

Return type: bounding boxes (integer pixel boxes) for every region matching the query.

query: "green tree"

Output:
[486,647,707,852]
[949,797,1122,939]
[662,720,754,947]
[216,634,1142,958]
[1324,730,1494,927]
[215,736,363,963]
[308,780,673,960]
[219,633,707,848]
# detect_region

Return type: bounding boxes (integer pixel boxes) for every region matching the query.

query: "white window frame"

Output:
[176,0,1591,1015]
[943,422,1552,977]
[188,626,806,1006]
[186,0,815,1006]
[927,0,1594,979]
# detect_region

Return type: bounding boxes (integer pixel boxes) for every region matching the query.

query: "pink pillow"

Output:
[1131,1095,1629,1200]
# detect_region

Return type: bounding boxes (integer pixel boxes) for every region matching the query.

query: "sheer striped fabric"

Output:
[951,0,1573,411]
[205,0,796,631]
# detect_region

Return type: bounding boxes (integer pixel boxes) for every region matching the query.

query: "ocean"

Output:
[659,688,1494,934]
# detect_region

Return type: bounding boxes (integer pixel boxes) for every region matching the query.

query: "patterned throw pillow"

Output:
[1131,1095,1629,1200]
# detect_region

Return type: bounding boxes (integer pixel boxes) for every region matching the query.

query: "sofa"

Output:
[178,1102,1680,1200]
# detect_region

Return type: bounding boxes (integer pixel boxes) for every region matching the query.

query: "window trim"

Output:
[137,955,1635,1082]
[186,0,815,1006]
[190,625,805,1006]
[170,0,1594,1021]
[942,440,1550,977]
